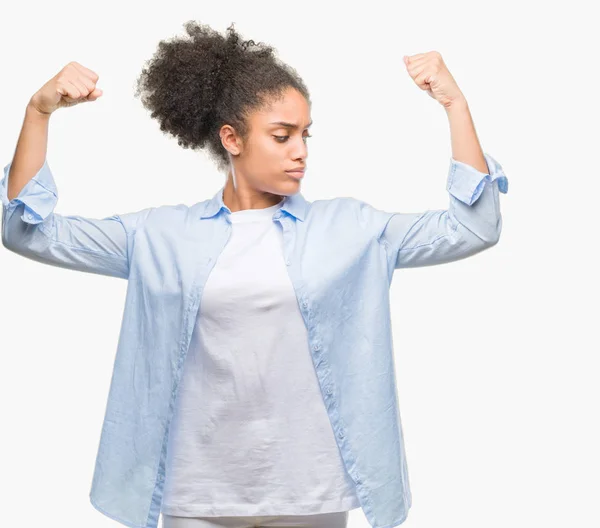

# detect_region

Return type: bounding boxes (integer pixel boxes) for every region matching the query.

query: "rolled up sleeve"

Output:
[1,158,150,279]
[1,158,58,224]
[447,152,509,206]
[359,152,509,270]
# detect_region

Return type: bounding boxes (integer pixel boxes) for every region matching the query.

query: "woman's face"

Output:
[221,87,312,200]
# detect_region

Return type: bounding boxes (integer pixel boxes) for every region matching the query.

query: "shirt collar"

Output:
[200,185,308,221]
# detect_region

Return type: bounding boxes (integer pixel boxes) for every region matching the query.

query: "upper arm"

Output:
[1,158,152,279]
[359,152,509,270]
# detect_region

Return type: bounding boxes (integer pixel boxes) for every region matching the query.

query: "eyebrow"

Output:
[269,120,313,130]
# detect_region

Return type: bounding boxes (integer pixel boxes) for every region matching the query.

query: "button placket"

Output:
[312,343,322,363]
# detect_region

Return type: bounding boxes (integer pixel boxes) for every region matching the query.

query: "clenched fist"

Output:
[402,51,465,109]
[29,61,103,116]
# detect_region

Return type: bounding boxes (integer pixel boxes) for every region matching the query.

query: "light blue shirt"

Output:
[1,153,508,528]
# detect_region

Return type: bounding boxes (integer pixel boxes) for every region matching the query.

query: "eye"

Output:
[274,134,313,143]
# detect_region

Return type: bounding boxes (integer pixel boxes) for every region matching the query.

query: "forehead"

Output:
[253,88,311,127]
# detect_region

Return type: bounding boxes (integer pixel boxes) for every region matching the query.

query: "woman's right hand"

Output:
[29,61,103,116]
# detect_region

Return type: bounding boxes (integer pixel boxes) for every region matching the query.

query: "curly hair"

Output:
[134,21,312,174]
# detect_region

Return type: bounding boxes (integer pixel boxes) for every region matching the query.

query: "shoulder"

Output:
[308,196,395,243]
[309,195,359,216]
[312,195,390,224]
[120,203,196,234]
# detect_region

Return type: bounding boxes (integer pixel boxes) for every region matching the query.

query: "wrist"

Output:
[26,100,52,121]
[445,95,469,113]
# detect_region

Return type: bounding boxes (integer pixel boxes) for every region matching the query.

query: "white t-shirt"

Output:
[161,198,361,517]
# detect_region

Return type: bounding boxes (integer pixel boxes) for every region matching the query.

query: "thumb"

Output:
[85,88,103,101]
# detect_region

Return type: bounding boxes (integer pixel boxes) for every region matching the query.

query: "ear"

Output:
[220,124,242,156]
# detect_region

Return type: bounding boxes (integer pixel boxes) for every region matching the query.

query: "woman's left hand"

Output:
[403,51,465,109]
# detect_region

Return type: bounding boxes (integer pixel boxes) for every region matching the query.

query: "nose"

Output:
[294,138,309,160]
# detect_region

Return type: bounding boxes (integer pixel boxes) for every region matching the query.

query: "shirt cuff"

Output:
[446,152,509,206]
[1,158,58,224]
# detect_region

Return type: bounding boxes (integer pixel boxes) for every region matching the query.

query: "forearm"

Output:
[445,97,488,174]
[7,103,51,202]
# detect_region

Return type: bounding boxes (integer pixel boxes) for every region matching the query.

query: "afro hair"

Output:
[134,21,312,174]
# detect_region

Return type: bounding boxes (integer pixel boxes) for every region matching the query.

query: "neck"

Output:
[222,173,283,213]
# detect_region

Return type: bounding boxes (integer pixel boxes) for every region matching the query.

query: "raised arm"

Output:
[1,64,150,280]
[360,152,508,270]
[1,157,151,279]
[360,52,509,270]
[358,94,508,270]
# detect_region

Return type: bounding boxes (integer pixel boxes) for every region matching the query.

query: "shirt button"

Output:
[286,260,291,266]
[326,387,332,395]
[302,301,308,308]
[338,430,345,439]
[27,214,33,220]
[313,344,321,351]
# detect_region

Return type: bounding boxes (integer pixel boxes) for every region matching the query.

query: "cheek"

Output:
[265,137,282,156]
[259,140,286,166]
[245,137,283,172]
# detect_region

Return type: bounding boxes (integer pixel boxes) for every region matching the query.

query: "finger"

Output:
[406,56,428,68]
[58,80,82,99]
[415,71,435,88]
[71,61,100,83]
[72,69,98,91]
[407,63,427,78]
[406,53,427,63]
[85,88,103,101]
[75,73,97,94]
[70,77,90,97]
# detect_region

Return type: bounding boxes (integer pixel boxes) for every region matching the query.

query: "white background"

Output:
[1,1,598,527]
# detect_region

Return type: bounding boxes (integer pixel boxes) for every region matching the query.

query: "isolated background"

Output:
[1,1,598,527]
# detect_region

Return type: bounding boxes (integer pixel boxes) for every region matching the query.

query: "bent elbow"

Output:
[1,218,17,251]
[2,229,29,256]
[474,214,503,247]
[481,225,502,248]
[489,216,503,246]
[1,211,48,257]
[486,233,500,247]
[477,226,501,248]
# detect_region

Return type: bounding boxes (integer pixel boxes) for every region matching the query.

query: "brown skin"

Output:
[6,62,102,202]
[219,87,312,213]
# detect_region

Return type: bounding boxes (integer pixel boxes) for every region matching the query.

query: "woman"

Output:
[1,21,508,528]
